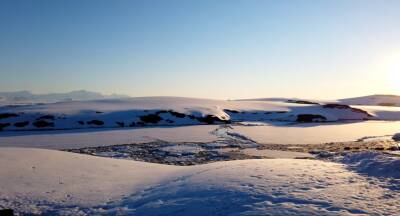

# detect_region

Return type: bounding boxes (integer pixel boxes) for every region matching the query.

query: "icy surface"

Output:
[232,121,400,144]
[0,125,218,149]
[1,121,400,149]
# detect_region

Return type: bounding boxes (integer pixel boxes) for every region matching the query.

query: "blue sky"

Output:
[1,0,400,99]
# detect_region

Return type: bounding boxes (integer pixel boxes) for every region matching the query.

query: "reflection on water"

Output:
[232,121,400,144]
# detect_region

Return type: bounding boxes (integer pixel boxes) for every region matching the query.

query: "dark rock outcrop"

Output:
[86,120,104,126]
[33,120,54,128]
[196,115,230,124]
[0,209,14,216]
[393,133,400,142]
[224,109,240,114]
[168,110,186,118]
[323,104,352,109]
[36,115,55,120]
[287,100,320,105]
[0,113,19,119]
[14,121,29,127]
[323,104,372,117]
[0,123,11,131]
[140,114,162,123]
[296,114,327,123]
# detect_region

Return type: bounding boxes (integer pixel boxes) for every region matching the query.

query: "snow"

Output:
[231,121,400,144]
[1,96,400,215]
[339,95,400,107]
[1,148,399,215]
[240,148,314,159]
[241,95,400,107]
[0,148,184,214]
[336,151,400,180]
[0,125,218,149]
[2,96,400,132]
[355,105,400,120]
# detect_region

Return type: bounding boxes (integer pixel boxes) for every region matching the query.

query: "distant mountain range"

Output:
[1,91,399,107]
[0,90,129,105]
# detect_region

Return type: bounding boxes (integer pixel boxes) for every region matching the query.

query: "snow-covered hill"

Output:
[339,94,400,106]
[1,96,397,131]
[1,148,399,215]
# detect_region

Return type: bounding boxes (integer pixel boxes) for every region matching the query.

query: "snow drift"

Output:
[1,148,399,215]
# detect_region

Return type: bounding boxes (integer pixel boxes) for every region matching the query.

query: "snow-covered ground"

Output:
[339,95,400,107]
[1,148,399,215]
[1,95,400,215]
[2,96,400,132]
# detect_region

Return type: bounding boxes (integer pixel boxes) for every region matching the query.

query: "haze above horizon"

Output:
[1,0,400,100]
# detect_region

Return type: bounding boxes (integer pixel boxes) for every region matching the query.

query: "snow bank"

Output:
[337,151,400,180]
[0,148,184,214]
[1,148,400,215]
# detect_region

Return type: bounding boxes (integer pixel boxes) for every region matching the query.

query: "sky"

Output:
[1,0,400,100]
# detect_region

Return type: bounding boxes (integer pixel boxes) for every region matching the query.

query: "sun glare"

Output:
[386,55,400,92]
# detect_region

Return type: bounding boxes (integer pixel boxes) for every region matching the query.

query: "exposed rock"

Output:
[0,123,11,131]
[323,104,372,117]
[33,120,54,128]
[287,100,320,105]
[0,113,19,119]
[86,120,104,126]
[66,141,259,166]
[14,121,29,127]
[196,115,230,124]
[296,114,327,123]
[129,122,136,127]
[0,209,13,216]
[393,133,400,141]
[77,121,85,125]
[140,114,163,123]
[36,115,55,120]
[168,110,186,118]
[323,104,352,109]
